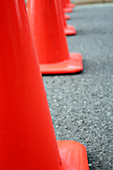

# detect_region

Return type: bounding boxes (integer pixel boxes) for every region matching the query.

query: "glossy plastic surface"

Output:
[58,141,89,170]
[27,0,82,74]
[0,1,62,169]
[0,2,88,170]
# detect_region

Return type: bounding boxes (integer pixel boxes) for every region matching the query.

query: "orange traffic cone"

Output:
[64,15,76,35]
[60,0,76,35]
[66,0,75,8]
[27,0,81,74]
[62,0,73,13]
[0,0,61,169]
[0,1,89,169]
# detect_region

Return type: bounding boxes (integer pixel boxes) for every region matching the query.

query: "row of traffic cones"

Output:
[27,0,82,74]
[0,0,89,169]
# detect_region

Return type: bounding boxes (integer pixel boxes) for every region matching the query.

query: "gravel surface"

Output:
[43,4,113,170]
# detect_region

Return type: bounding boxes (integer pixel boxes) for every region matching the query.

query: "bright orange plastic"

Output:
[63,12,76,35]
[0,1,61,169]
[62,0,73,13]
[40,53,82,74]
[0,1,89,169]
[65,14,70,20]
[58,141,89,170]
[63,7,73,13]
[27,0,80,74]
[60,0,76,35]
[66,0,75,8]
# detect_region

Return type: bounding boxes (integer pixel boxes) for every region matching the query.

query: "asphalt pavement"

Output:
[43,3,113,170]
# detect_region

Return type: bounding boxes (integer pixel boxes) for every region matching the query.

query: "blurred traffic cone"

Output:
[66,0,75,8]
[60,0,76,35]
[0,1,89,169]
[27,0,81,74]
[61,4,76,35]
[65,13,70,20]
[62,0,73,13]
[64,14,76,35]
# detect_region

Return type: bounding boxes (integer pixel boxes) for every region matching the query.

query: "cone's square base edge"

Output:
[63,8,73,13]
[67,3,76,8]
[65,14,70,20]
[57,140,89,170]
[65,25,77,35]
[40,53,83,74]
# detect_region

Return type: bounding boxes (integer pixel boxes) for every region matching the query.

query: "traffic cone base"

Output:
[65,14,70,20]
[65,25,77,35]
[40,53,83,74]
[67,3,75,8]
[58,140,89,170]
[63,8,73,13]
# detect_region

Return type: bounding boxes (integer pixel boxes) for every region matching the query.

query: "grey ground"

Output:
[43,4,113,170]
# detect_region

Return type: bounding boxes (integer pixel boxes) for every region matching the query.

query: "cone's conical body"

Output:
[27,0,83,74]
[27,0,69,64]
[0,1,89,169]
[0,1,62,169]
